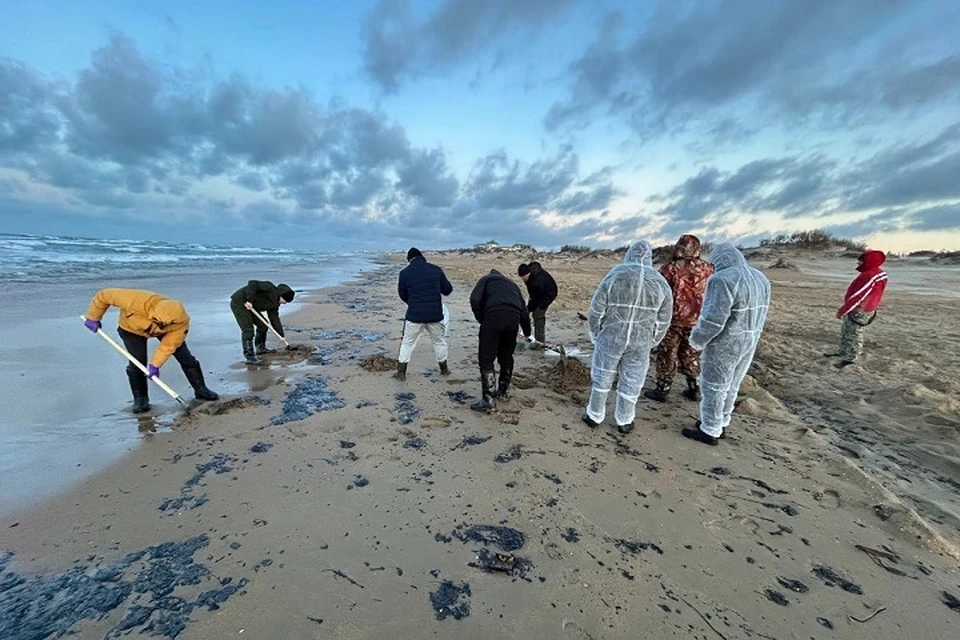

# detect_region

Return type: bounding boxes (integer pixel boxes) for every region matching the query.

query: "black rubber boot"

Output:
[470,371,497,412]
[681,376,700,402]
[439,360,450,376]
[127,369,151,414]
[581,414,599,429]
[255,338,276,355]
[394,362,407,381]
[617,422,634,435]
[497,364,513,402]
[644,386,670,402]
[243,339,261,364]
[682,420,719,445]
[834,360,855,369]
[184,363,219,401]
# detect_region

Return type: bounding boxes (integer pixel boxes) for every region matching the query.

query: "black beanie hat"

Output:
[518,263,531,277]
[407,247,423,261]
[277,284,295,302]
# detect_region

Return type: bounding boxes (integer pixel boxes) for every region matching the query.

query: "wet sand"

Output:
[2,249,959,639]
[0,258,381,514]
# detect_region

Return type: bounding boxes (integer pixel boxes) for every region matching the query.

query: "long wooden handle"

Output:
[80,316,186,405]
[249,309,288,345]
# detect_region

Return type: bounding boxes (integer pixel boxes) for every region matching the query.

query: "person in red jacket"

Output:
[829,250,888,368]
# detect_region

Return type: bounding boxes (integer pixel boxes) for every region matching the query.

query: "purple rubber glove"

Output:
[147,364,160,379]
[84,319,101,333]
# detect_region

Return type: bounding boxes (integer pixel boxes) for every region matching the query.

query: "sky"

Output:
[1,0,959,252]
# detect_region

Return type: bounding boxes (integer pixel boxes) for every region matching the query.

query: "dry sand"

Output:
[2,247,959,639]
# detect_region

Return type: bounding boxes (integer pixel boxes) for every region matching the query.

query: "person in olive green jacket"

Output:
[230,280,295,363]
[84,288,219,413]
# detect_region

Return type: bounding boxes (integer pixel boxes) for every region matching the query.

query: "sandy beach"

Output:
[2,247,959,639]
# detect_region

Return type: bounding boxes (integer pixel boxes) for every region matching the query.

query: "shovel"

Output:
[249,308,289,348]
[517,332,565,354]
[80,316,187,406]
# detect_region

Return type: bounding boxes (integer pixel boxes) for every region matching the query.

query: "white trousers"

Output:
[398,321,448,364]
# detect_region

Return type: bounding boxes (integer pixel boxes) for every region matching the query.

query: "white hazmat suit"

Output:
[586,240,673,427]
[689,243,771,438]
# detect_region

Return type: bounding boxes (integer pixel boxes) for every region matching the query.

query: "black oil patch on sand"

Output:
[271,376,345,425]
[394,392,420,425]
[159,453,236,514]
[452,525,526,552]
[249,442,273,454]
[811,566,863,594]
[0,536,245,639]
[429,581,471,621]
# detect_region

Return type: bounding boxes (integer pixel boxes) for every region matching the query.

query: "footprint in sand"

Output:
[814,489,841,509]
[703,515,761,536]
[561,619,597,639]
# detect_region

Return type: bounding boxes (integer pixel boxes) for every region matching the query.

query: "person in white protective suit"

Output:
[682,242,771,446]
[582,240,673,434]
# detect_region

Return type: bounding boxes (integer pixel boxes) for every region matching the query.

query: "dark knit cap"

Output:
[407,247,423,261]
[518,263,531,277]
[277,284,295,302]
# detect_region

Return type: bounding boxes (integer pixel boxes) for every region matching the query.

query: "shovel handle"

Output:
[249,309,289,345]
[80,316,186,405]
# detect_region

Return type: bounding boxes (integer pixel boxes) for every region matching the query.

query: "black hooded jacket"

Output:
[230,280,293,337]
[470,270,532,335]
[524,262,558,312]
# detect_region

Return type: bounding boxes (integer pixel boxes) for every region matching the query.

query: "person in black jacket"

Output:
[396,248,454,380]
[468,269,533,411]
[518,261,558,344]
[230,280,295,364]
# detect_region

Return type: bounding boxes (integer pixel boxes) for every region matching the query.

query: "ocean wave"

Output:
[0,233,341,282]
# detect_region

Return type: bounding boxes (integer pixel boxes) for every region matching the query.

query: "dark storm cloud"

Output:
[905,203,960,232]
[841,125,960,210]
[0,59,61,152]
[1,34,624,249]
[546,1,960,138]
[464,148,579,209]
[0,35,465,215]
[362,0,578,92]
[645,122,960,239]
[655,156,835,223]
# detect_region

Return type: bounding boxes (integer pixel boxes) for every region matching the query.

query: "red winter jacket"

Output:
[837,250,888,318]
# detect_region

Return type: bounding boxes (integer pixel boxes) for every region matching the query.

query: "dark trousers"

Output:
[532,308,547,343]
[653,325,700,390]
[478,310,520,373]
[119,327,198,380]
[230,301,267,344]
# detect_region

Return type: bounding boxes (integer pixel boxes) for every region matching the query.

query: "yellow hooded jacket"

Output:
[85,289,190,368]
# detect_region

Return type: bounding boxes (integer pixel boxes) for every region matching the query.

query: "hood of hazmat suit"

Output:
[585,240,673,426]
[689,242,771,438]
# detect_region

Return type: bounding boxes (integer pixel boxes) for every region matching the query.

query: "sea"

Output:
[0,233,384,515]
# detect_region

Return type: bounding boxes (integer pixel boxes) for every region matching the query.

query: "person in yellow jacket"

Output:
[84,288,219,413]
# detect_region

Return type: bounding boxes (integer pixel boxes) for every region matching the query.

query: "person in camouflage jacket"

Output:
[645,235,715,402]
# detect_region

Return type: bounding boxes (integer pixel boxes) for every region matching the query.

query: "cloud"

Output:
[655,156,835,224]
[642,121,960,243]
[842,124,960,210]
[906,203,960,231]
[464,147,578,209]
[1,34,624,249]
[363,0,577,92]
[546,1,960,138]
[0,59,61,152]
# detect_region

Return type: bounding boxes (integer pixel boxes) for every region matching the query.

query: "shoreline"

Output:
[2,249,958,639]
[0,254,389,516]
